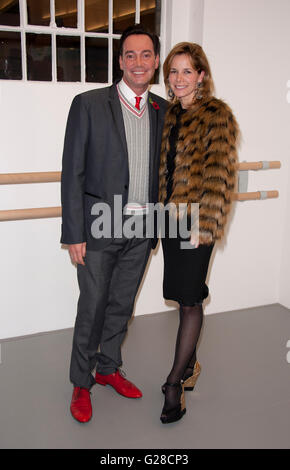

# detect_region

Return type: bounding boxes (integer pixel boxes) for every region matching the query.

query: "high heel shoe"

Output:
[161,361,201,394]
[160,381,186,424]
[183,360,201,391]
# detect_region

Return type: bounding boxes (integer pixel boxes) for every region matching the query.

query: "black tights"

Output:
[163,304,203,411]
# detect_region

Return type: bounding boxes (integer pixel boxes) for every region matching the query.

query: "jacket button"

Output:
[124,185,128,190]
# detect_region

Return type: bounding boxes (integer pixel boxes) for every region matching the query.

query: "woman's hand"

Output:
[190,232,199,248]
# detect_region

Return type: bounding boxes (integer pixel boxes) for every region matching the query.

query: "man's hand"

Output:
[68,242,86,265]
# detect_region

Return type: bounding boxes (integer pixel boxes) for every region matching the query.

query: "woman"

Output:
[159,42,239,424]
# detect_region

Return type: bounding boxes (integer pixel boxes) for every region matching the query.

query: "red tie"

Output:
[135,96,142,110]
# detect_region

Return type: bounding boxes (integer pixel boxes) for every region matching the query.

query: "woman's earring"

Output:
[195,81,203,100]
[168,87,174,99]
[195,71,205,100]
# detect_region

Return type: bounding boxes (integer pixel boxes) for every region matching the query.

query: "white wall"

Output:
[279,58,290,308]
[279,158,290,307]
[0,0,290,339]
[167,0,204,46]
[202,0,290,311]
[0,82,98,338]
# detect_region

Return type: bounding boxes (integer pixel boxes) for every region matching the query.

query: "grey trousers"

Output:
[69,235,151,389]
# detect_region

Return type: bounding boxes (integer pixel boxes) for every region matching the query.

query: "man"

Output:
[61,24,167,423]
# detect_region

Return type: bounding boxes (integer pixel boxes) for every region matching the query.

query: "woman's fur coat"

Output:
[159,96,239,245]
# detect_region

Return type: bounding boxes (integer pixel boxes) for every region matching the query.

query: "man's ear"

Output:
[155,54,160,69]
[119,55,124,71]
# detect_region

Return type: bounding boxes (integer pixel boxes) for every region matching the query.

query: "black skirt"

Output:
[161,214,214,306]
[162,106,214,306]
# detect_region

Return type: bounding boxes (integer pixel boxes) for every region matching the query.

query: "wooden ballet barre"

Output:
[0,172,61,185]
[0,161,281,185]
[0,160,281,221]
[0,207,61,221]
[0,191,279,221]
[233,191,279,201]
[238,161,281,171]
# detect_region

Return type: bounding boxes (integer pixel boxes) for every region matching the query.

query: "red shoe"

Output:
[95,369,142,398]
[70,387,92,423]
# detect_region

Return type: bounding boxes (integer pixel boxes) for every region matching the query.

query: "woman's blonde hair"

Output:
[163,42,215,102]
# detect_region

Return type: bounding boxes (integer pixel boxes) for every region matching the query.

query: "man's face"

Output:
[119,34,159,95]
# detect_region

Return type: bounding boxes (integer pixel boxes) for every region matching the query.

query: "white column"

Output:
[169,0,204,50]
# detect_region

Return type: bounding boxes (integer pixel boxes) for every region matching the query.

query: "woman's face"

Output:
[168,54,203,107]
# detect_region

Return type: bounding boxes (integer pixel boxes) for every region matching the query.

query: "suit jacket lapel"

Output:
[148,92,159,199]
[108,84,128,159]
[148,92,158,162]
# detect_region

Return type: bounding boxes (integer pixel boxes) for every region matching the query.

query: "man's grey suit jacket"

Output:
[61,82,167,250]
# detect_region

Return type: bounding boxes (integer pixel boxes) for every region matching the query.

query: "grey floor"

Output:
[0,303,289,449]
